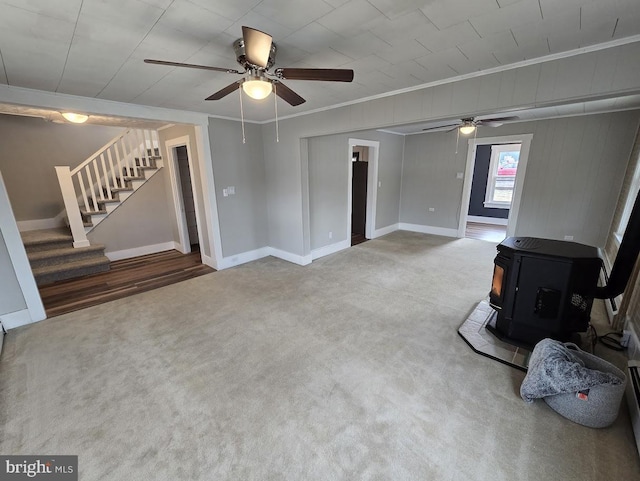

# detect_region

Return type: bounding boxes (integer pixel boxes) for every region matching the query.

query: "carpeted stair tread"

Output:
[33,255,111,286]
[21,228,73,252]
[28,244,107,268]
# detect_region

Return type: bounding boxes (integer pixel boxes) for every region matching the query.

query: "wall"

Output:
[0,230,26,315]
[307,129,404,252]
[0,114,123,222]
[262,41,640,258]
[400,111,640,247]
[87,171,175,256]
[208,118,268,258]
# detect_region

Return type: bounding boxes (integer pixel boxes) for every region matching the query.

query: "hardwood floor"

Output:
[465,222,507,243]
[39,248,215,318]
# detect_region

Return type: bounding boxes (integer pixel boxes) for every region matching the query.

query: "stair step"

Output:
[21,228,73,253]
[81,209,107,216]
[28,244,107,269]
[33,255,111,286]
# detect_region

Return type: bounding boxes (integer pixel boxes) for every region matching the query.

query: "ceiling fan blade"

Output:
[205,80,244,101]
[422,123,460,132]
[276,68,354,82]
[242,26,272,68]
[144,59,241,74]
[273,81,305,106]
[477,116,519,127]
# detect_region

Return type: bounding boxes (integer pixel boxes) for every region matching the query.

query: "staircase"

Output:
[21,227,110,286]
[27,128,164,285]
[56,129,162,246]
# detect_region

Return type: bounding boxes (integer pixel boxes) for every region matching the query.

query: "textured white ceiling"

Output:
[0,0,639,122]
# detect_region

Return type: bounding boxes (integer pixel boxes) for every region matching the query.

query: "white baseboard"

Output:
[0,309,39,330]
[217,247,271,270]
[267,247,312,266]
[17,215,65,232]
[105,241,178,261]
[467,215,509,226]
[311,239,350,260]
[398,223,459,238]
[201,253,216,269]
[372,223,399,238]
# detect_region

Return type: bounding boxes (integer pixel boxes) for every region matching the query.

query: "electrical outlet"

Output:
[228,186,235,195]
[564,235,574,241]
[223,188,228,197]
[428,207,435,212]
[456,172,464,179]
[329,231,332,239]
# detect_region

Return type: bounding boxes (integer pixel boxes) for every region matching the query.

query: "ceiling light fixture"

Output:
[62,112,89,123]
[242,77,273,100]
[459,123,476,135]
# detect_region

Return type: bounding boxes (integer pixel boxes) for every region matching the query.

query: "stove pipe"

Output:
[594,190,640,299]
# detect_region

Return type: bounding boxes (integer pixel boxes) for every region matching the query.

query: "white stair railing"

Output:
[56,129,160,246]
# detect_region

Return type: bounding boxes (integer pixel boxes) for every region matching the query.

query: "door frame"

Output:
[348,139,379,240]
[458,133,533,238]
[165,136,203,254]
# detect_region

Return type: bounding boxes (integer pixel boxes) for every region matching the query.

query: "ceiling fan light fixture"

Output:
[242,78,272,100]
[61,112,89,123]
[459,124,476,135]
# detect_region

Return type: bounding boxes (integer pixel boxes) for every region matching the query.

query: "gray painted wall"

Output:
[0,230,26,315]
[307,130,403,251]
[87,171,175,254]
[0,114,123,221]
[209,118,268,257]
[401,111,640,247]
[262,42,640,257]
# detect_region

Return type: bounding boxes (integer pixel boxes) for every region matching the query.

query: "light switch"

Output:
[223,188,228,197]
[228,186,235,195]
[456,172,464,179]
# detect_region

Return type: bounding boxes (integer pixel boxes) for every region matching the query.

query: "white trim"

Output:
[0,309,35,330]
[598,247,621,324]
[17,214,65,232]
[194,124,224,270]
[263,35,640,124]
[373,223,399,238]
[467,215,508,226]
[348,139,380,241]
[267,247,312,266]
[216,247,271,270]
[165,136,194,254]
[105,241,178,262]
[399,223,458,237]
[0,171,46,325]
[311,239,351,260]
[458,134,533,239]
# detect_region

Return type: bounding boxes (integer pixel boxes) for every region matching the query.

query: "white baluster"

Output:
[100,154,112,200]
[107,148,118,191]
[77,169,90,216]
[93,160,105,201]
[85,165,98,212]
[114,139,124,188]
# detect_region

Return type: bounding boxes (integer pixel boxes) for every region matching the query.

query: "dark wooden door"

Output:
[351,160,368,237]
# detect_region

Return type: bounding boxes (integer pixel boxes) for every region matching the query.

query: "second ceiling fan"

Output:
[144,26,354,106]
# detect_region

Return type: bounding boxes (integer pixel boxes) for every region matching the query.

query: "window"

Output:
[484,143,521,209]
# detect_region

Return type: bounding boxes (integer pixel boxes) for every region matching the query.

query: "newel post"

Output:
[55,166,90,248]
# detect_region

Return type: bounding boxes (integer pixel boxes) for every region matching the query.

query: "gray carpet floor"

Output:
[1,231,639,480]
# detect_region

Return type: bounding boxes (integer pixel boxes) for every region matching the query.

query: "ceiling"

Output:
[1,0,640,124]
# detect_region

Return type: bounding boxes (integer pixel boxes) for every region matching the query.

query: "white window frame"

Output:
[484,143,521,210]
[614,154,640,244]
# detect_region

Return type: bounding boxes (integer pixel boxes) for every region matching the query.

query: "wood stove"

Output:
[488,190,640,348]
[488,237,601,346]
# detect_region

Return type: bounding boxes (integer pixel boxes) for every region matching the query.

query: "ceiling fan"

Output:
[422,116,519,134]
[144,26,354,107]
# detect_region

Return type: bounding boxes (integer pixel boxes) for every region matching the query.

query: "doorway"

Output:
[458,134,533,240]
[351,146,369,246]
[166,136,203,254]
[347,139,379,248]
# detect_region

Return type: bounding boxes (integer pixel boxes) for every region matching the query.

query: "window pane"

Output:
[497,151,519,176]
[493,189,513,203]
